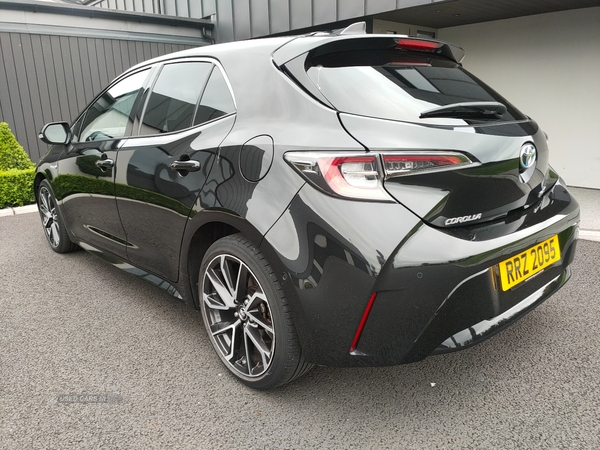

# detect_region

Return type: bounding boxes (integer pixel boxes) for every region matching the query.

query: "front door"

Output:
[57,68,153,259]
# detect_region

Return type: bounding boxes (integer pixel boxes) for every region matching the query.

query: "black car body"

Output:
[35,30,579,388]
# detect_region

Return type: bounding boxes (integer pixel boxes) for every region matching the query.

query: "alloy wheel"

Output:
[202,254,275,378]
[38,186,60,248]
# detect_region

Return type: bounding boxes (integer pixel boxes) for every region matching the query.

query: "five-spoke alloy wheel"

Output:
[199,235,312,389]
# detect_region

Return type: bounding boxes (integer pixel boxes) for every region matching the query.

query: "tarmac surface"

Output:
[1,212,600,449]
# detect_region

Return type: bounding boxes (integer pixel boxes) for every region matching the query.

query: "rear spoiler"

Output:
[272,30,466,67]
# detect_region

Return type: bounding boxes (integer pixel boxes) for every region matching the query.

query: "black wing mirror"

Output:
[38,122,72,145]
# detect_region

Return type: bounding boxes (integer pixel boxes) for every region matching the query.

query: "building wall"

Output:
[0,32,193,162]
[439,7,600,189]
[93,0,435,42]
[94,0,217,19]
[0,5,208,162]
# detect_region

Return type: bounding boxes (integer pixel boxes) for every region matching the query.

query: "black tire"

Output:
[37,179,78,253]
[199,234,312,390]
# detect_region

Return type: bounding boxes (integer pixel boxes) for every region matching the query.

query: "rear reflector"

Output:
[395,39,442,52]
[350,292,377,354]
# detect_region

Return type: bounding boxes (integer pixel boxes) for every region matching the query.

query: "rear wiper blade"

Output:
[420,102,507,120]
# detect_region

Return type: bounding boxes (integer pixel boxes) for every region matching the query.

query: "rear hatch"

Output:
[278,36,556,228]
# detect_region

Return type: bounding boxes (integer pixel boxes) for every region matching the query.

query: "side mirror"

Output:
[38,122,72,145]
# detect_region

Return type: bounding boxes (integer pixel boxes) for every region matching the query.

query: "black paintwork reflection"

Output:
[207,145,258,218]
[117,116,235,282]
[440,172,566,242]
[291,223,373,290]
[53,139,128,259]
[118,141,213,281]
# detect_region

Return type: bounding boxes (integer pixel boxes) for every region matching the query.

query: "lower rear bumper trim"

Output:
[434,266,570,353]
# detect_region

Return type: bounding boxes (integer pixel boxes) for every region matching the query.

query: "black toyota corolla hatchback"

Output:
[35,29,579,389]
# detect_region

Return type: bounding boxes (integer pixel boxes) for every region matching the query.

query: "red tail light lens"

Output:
[284,152,392,201]
[395,39,442,52]
[284,151,476,201]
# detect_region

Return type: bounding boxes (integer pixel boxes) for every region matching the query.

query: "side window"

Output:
[193,66,236,126]
[77,69,150,142]
[139,62,212,135]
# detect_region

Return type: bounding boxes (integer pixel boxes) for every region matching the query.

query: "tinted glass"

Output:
[193,67,235,126]
[140,62,212,135]
[77,69,150,142]
[306,50,527,124]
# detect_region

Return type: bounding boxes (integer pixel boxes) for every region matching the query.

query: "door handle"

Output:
[170,160,201,172]
[95,157,114,168]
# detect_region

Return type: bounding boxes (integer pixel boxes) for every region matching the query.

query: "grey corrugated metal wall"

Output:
[0,32,192,162]
[93,0,433,42]
[94,0,217,18]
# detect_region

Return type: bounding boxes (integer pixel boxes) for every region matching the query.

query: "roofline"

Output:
[0,0,214,30]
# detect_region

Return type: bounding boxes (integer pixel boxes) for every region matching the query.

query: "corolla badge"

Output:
[520,143,537,169]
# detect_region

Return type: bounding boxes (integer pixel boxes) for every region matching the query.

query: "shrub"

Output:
[0,122,36,208]
[0,168,35,208]
[0,122,34,171]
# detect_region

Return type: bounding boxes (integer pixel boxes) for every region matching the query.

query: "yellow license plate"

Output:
[499,235,561,291]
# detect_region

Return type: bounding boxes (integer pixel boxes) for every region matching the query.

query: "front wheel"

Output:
[199,234,312,389]
[37,179,77,253]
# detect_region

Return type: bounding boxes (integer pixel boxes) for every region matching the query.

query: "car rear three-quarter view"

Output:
[35,29,579,390]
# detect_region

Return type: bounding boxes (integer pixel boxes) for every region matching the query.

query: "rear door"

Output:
[115,60,236,282]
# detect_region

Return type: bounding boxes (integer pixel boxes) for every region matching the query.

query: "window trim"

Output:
[70,65,157,145]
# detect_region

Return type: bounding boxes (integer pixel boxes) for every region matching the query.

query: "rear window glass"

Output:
[305,50,527,125]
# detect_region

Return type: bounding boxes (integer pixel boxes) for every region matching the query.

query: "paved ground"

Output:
[1,213,599,449]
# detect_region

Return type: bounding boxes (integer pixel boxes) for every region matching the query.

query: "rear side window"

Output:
[76,68,150,142]
[304,49,527,125]
[193,67,236,126]
[140,62,213,135]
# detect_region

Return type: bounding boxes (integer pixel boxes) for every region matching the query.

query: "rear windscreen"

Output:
[305,50,527,125]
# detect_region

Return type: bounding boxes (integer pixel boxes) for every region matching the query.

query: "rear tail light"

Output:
[285,151,476,201]
[284,153,390,201]
[382,153,472,177]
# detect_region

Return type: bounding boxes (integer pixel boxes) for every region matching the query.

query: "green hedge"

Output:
[0,122,35,208]
[0,168,35,208]
[0,122,34,171]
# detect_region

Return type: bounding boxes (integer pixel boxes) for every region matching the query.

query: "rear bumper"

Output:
[433,266,570,354]
[263,179,579,367]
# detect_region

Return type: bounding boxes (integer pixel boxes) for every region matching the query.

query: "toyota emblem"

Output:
[520,143,537,170]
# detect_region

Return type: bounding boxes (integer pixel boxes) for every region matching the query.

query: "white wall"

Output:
[439,8,600,189]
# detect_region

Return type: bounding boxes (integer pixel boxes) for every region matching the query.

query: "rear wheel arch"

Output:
[199,233,313,388]
[182,213,313,369]
[183,213,265,310]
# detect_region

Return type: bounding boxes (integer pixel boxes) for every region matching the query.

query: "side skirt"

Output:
[78,241,184,300]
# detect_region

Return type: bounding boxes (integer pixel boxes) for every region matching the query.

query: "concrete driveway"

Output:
[1,212,599,449]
